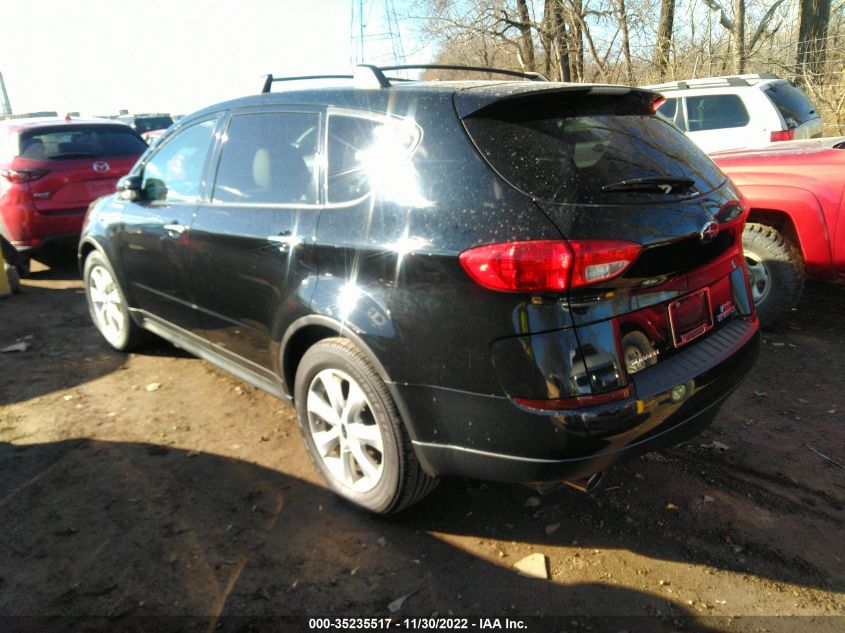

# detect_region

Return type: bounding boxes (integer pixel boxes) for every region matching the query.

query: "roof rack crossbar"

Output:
[262,74,355,93]
[260,64,550,94]
[378,64,550,82]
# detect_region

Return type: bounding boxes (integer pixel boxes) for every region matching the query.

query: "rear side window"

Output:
[213,112,319,205]
[18,125,147,159]
[685,95,750,131]
[327,115,381,203]
[463,111,724,204]
[764,82,818,126]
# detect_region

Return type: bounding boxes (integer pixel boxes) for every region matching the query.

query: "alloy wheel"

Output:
[88,265,126,346]
[306,368,385,493]
[744,253,771,304]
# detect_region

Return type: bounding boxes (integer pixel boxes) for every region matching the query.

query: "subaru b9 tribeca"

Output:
[79,66,760,513]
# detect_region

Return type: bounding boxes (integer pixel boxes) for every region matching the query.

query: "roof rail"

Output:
[260,64,549,93]
[650,72,783,92]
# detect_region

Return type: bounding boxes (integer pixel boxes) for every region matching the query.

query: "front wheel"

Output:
[294,338,437,514]
[742,223,806,327]
[83,250,145,351]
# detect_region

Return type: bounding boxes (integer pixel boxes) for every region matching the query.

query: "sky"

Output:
[0,0,431,117]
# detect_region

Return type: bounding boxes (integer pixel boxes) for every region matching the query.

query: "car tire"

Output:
[742,223,806,327]
[83,250,146,351]
[294,337,438,514]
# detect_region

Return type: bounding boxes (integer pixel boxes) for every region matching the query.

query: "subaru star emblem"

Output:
[700,220,719,243]
[92,161,110,174]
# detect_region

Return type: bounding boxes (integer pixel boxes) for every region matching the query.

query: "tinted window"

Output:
[463,113,724,204]
[213,112,318,205]
[133,116,174,133]
[18,125,147,159]
[764,82,818,126]
[143,119,216,203]
[327,116,382,203]
[685,95,749,131]
[657,97,677,120]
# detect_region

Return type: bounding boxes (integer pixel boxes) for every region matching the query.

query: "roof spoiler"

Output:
[455,85,664,119]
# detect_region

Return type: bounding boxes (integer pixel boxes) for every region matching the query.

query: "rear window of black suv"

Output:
[463,108,725,205]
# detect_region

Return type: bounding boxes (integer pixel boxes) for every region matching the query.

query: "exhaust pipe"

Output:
[530,471,605,495]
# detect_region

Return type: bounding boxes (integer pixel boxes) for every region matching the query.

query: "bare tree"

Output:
[734,0,746,73]
[655,0,676,78]
[797,0,833,83]
[612,0,635,83]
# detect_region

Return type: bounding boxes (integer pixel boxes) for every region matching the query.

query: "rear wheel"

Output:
[294,338,437,513]
[83,250,145,351]
[742,223,806,327]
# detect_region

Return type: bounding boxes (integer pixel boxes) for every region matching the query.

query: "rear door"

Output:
[189,108,322,373]
[118,117,218,332]
[763,80,823,139]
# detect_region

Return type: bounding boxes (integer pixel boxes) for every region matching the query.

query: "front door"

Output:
[118,117,218,333]
[190,109,322,372]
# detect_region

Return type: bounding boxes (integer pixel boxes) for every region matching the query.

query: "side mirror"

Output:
[117,175,143,201]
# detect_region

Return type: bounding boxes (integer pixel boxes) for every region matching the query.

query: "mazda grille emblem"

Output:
[700,221,719,243]
[92,161,110,174]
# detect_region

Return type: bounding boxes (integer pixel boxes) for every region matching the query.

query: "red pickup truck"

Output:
[712,137,845,325]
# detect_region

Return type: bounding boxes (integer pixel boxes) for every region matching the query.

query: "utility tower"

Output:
[350,0,406,66]
[0,72,11,116]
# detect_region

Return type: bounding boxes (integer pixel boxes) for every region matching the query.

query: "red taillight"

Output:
[651,96,667,113]
[514,386,633,410]
[0,168,50,183]
[770,129,795,142]
[459,239,641,292]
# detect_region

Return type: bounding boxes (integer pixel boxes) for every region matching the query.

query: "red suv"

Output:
[0,116,147,271]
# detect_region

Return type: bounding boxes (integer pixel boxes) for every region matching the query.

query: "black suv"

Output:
[79,65,760,513]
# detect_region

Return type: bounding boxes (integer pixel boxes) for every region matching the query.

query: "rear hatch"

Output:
[14,124,147,214]
[763,80,822,138]
[458,86,751,386]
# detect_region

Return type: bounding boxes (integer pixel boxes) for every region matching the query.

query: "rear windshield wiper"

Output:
[47,152,100,160]
[601,176,696,194]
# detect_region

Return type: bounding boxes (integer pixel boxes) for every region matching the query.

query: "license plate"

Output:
[668,288,713,347]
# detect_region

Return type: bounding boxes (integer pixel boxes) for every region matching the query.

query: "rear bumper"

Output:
[404,317,759,483]
[1,201,85,256]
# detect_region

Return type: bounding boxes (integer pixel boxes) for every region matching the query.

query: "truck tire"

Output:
[742,223,806,327]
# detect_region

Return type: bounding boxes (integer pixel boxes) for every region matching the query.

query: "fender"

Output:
[279,314,425,448]
[736,183,834,277]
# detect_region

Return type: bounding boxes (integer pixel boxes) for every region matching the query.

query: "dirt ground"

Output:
[1,256,843,633]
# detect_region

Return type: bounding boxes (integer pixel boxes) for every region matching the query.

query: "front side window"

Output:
[142,119,216,203]
[212,111,319,205]
[685,95,750,131]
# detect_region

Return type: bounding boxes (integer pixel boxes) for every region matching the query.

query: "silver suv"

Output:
[644,73,822,154]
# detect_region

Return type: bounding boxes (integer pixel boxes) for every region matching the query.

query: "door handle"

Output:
[164,222,188,235]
